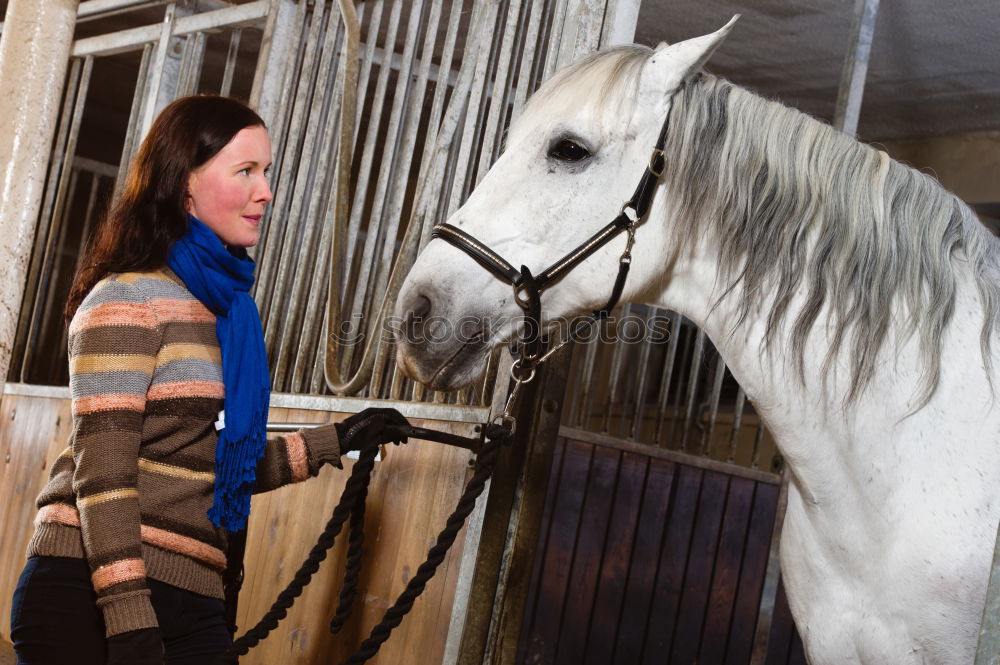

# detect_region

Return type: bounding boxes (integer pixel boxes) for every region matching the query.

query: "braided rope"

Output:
[215,444,379,663]
[339,425,507,664]
[330,478,369,633]
[215,424,509,664]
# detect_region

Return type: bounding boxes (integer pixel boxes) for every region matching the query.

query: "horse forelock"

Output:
[509,45,651,143]
[663,74,1000,406]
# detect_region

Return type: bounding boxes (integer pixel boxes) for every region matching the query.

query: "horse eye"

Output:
[548,138,591,162]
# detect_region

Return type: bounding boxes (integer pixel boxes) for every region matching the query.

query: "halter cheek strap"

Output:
[429,94,676,372]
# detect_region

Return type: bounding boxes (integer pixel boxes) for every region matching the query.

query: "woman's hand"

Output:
[107,627,165,665]
[335,408,410,454]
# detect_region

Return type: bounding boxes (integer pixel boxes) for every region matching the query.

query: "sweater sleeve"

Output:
[68,279,162,637]
[252,424,342,494]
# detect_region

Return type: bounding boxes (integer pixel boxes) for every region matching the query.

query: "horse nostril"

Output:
[410,294,431,320]
[402,294,432,345]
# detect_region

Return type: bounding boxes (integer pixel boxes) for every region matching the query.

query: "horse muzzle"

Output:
[393,288,492,391]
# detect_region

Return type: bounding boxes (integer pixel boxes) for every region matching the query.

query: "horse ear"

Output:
[643,15,738,98]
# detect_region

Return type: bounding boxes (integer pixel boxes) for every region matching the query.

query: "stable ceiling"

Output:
[634,0,1000,142]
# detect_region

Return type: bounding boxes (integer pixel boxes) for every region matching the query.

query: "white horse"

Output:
[394,19,1000,665]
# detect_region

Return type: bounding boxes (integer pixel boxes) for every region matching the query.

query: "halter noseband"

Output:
[430,98,675,381]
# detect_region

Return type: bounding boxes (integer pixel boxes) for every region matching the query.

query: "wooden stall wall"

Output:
[0,392,478,664]
[516,433,806,665]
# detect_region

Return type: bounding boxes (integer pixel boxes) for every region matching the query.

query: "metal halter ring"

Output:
[513,281,533,309]
[492,413,517,435]
[510,360,537,384]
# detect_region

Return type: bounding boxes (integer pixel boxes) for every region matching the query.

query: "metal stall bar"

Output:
[289,14,354,394]
[270,0,342,389]
[359,0,428,398]
[72,1,270,57]
[258,0,328,339]
[11,57,85,381]
[833,0,880,137]
[976,518,1000,664]
[219,27,242,96]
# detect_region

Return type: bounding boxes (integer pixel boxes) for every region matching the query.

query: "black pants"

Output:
[11,556,232,665]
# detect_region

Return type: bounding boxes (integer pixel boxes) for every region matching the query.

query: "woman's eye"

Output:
[548,139,591,162]
[238,167,251,175]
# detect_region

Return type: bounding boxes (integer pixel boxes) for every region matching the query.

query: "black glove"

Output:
[335,408,410,454]
[107,627,165,665]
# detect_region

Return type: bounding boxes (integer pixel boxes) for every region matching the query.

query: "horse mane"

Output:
[665,73,1000,405]
[521,46,1000,405]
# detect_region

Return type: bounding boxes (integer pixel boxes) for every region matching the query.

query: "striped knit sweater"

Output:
[28,268,342,637]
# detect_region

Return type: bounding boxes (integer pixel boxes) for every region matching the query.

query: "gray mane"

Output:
[529,46,1000,404]
[664,73,999,404]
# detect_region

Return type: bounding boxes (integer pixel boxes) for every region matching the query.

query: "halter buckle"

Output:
[648,148,665,177]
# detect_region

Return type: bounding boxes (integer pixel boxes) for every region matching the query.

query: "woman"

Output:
[10,95,407,665]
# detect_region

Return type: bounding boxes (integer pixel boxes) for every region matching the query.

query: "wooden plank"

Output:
[237,408,476,664]
[612,456,676,665]
[725,482,780,665]
[554,444,621,665]
[641,463,703,663]
[0,394,73,643]
[582,450,649,665]
[699,475,756,664]
[519,438,593,664]
[669,470,730,664]
[0,396,477,663]
[516,437,567,663]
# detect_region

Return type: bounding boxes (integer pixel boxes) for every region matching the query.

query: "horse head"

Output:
[394,19,737,391]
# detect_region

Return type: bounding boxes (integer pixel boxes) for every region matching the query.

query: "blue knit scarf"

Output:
[167,215,270,531]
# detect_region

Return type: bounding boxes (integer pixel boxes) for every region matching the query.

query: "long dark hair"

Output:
[65,95,265,320]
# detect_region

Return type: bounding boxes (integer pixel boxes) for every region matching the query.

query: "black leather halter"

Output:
[431,99,674,374]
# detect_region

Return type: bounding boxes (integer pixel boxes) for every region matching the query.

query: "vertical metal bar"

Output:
[220,27,242,96]
[271,0,339,388]
[474,0,522,183]
[139,3,177,137]
[567,335,599,428]
[629,308,657,440]
[259,0,326,346]
[666,319,695,447]
[338,0,403,377]
[293,6,355,393]
[975,518,1000,664]
[751,421,766,470]
[680,328,706,452]
[511,0,545,117]
[601,303,632,434]
[727,386,748,463]
[116,43,153,193]
[600,0,640,46]
[37,168,81,350]
[252,0,308,306]
[749,472,790,665]
[362,0,426,326]
[11,56,82,379]
[543,0,568,77]
[20,56,93,380]
[700,352,727,457]
[251,0,303,129]
[653,310,681,445]
[832,0,879,137]
[270,0,335,389]
[445,1,499,217]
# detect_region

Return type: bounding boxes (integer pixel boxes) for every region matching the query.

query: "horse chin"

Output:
[396,338,491,392]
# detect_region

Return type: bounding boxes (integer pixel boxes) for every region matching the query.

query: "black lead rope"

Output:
[214,422,511,665]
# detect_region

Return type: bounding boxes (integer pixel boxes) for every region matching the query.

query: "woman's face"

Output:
[186,125,273,248]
